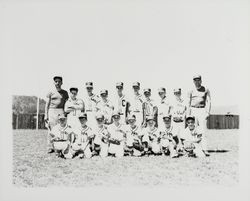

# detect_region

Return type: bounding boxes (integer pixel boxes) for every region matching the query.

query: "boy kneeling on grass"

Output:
[159,114,179,158]
[71,112,94,159]
[50,113,75,159]
[141,115,162,155]
[179,115,208,158]
[125,114,144,157]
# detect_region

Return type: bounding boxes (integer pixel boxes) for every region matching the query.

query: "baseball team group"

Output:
[44,75,211,159]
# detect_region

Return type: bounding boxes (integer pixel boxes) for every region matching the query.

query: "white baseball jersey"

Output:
[125,125,142,146]
[93,125,110,145]
[64,98,84,128]
[96,99,114,123]
[85,93,100,112]
[170,98,187,121]
[130,93,144,112]
[160,125,177,140]
[74,125,94,144]
[180,126,203,142]
[50,124,74,141]
[108,123,126,142]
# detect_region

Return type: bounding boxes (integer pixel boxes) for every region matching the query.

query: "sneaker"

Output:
[47,149,55,154]
[203,150,210,157]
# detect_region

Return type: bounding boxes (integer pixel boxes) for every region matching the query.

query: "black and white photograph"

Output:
[0,0,249,201]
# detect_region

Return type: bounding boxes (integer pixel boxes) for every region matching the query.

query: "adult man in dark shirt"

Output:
[45,76,69,153]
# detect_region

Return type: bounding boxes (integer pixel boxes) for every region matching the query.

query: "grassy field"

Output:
[13,129,238,187]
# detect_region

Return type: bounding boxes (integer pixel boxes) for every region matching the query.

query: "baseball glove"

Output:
[109,138,121,145]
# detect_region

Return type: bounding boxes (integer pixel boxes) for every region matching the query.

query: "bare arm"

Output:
[206,89,211,116]
[187,91,192,115]
[44,97,51,121]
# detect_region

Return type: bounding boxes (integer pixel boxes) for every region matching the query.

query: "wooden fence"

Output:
[12,113,46,129]
[12,113,239,130]
[207,114,239,129]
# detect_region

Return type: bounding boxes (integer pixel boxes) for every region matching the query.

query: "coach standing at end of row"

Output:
[188,74,211,155]
[44,76,69,153]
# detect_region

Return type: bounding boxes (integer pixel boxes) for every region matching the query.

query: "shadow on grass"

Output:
[207,150,229,153]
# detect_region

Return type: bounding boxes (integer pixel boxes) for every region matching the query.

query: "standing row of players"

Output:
[45,75,211,158]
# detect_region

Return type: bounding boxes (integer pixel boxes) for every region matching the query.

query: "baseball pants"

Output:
[190,107,208,151]
[47,108,64,150]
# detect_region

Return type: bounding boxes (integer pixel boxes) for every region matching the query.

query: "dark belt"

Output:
[191,105,205,108]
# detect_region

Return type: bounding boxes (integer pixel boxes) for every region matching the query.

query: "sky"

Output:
[1,0,249,106]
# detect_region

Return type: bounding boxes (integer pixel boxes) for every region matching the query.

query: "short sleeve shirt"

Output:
[47,89,69,109]
[51,124,73,140]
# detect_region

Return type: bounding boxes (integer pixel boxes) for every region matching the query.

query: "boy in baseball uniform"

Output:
[170,88,187,141]
[64,87,84,129]
[130,82,144,128]
[115,82,131,124]
[108,111,127,158]
[125,114,144,156]
[157,87,171,130]
[85,82,100,128]
[92,113,111,158]
[187,75,211,155]
[159,114,178,158]
[179,116,207,158]
[45,76,69,153]
[142,88,158,128]
[71,112,94,159]
[50,113,75,159]
[141,116,161,155]
[96,90,114,125]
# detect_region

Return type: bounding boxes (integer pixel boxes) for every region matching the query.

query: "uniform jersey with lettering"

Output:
[74,125,94,144]
[64,98,84,117]
[180,126,203,142]
[46,89,69,109]
[158,97,171,116]
[96,99,114,122]
[170,98,187,121]
[188,86,210,108]
[159,126,177,141]
[116,94,130,117]
[125,125,142,143]
[85,94,100,112]
[93,125,110,144]
[50,124,73,141]
[142,127,160,141]
[130,94,144,112]
[108,123,126,142]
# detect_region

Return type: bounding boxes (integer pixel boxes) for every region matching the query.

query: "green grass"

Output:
[13,129,238,187]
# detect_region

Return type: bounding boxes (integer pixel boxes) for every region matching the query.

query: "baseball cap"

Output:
[146,115,155,121]
[53,76,63,82]
[100,89,108,95]
[112,110,120,118]
[116,82,124,88]
[127,114,136,121]
[58,113,67,119]
[193,74,202,80]
[85,82,93,88]
[186,115,195,121]
[163,114,171,120]
[95,113,104,120]
[132,82,140,87]
[78,112,87,119]
[173,88,181,93]
[158,87,166,93]
[70,87,78,92]
[143,88,151,93]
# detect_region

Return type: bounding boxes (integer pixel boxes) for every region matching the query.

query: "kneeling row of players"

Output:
[49,111,208,159]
